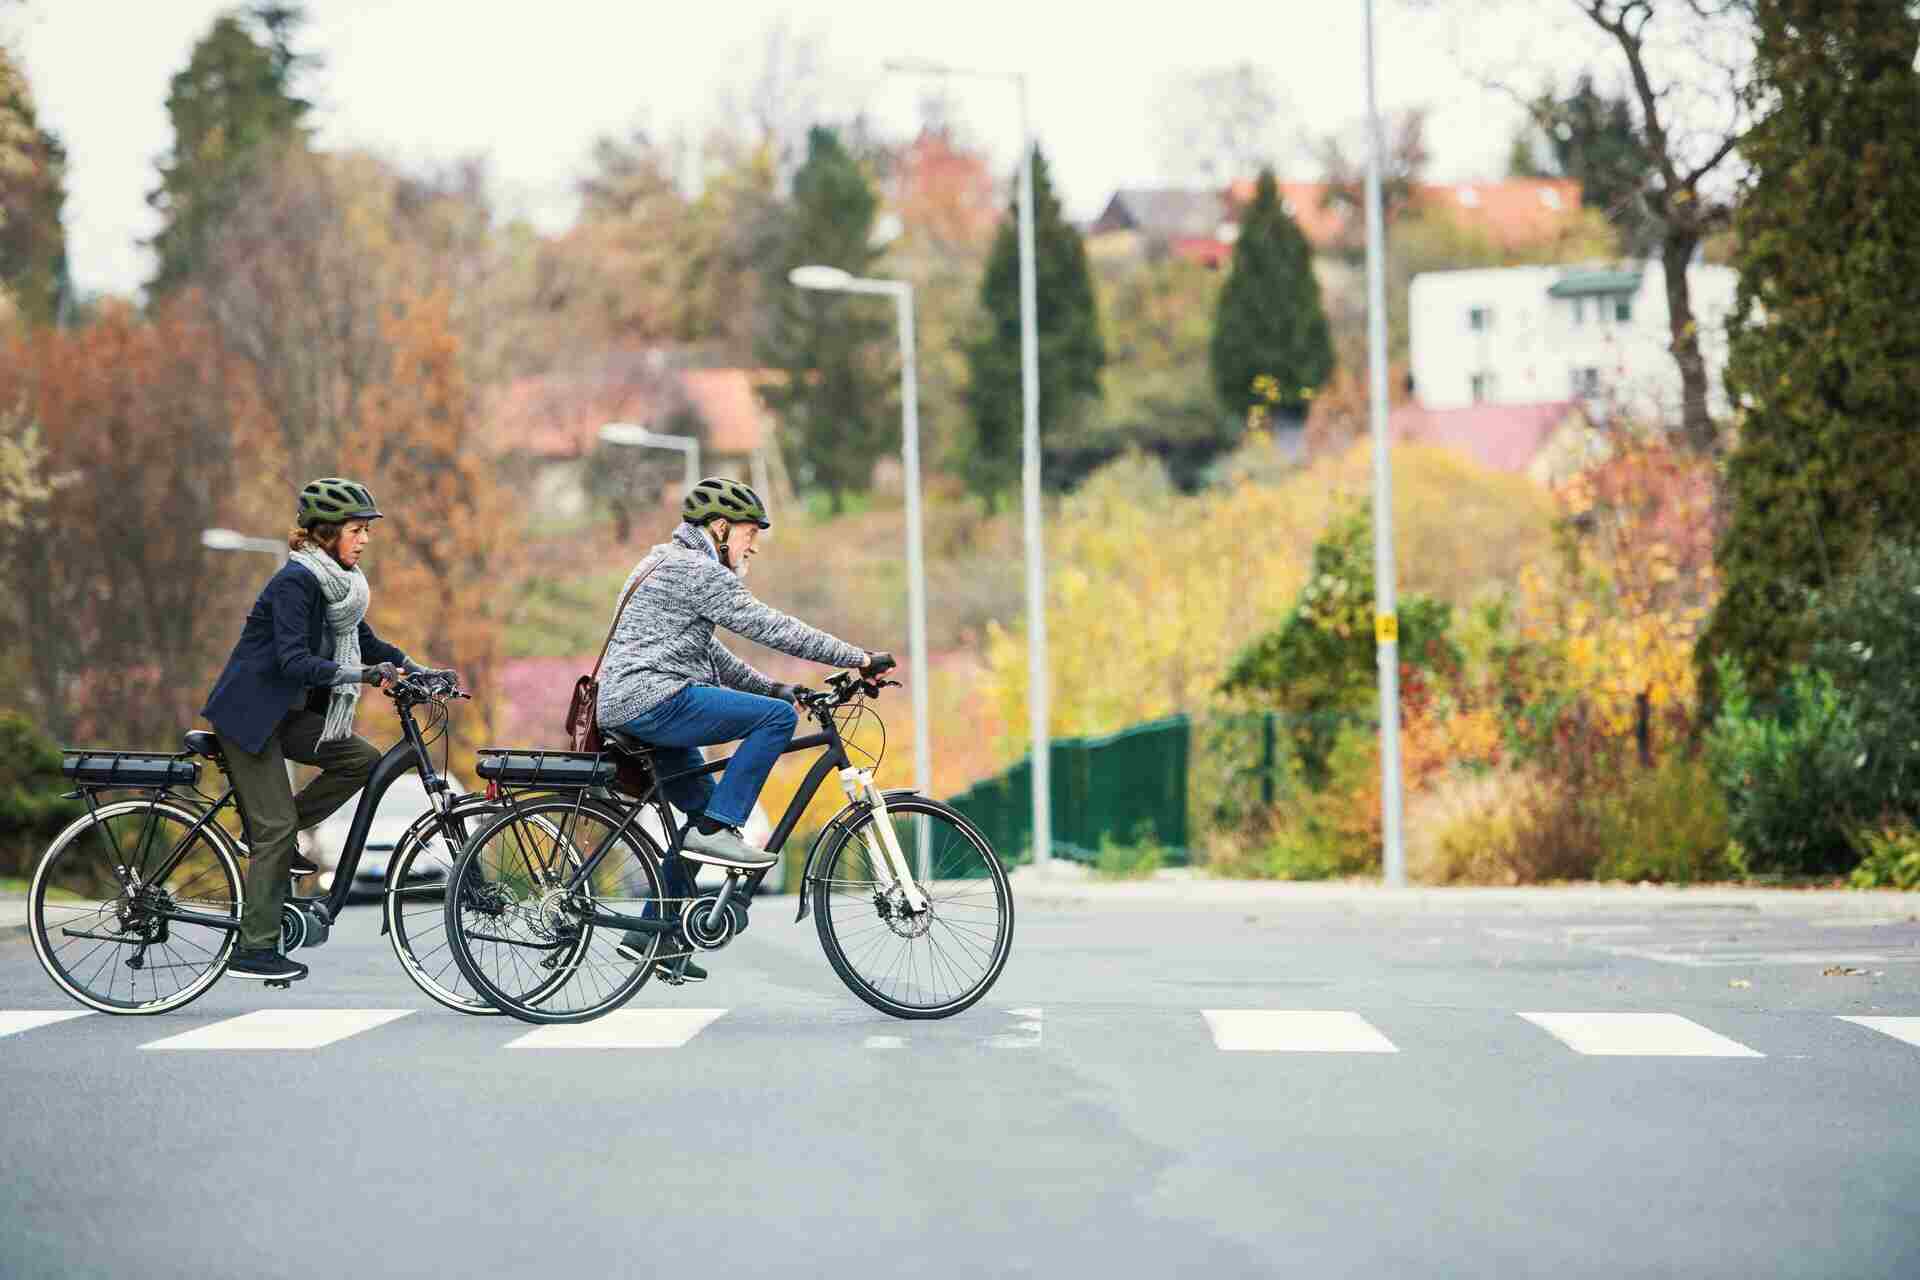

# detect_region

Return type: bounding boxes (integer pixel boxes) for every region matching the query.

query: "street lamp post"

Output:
[598,422,702,496]
[1363,0,1406,886]
[885,57,1050,867]
[787,265,933,878]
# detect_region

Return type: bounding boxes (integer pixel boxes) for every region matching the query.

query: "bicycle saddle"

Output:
[600,727,655,757]
[181,730,224,760]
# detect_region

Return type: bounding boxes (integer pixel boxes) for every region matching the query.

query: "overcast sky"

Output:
[12,0,1583,299]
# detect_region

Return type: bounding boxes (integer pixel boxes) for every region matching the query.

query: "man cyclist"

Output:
[598,477,891,982]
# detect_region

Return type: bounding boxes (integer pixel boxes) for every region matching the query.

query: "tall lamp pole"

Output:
[1363,0,1406,886]
[886,57,1050,867]
[788,265,933,876]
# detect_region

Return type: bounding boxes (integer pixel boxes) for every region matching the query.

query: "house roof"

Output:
[1091,188,1228,240]
[679,368,771,456]
[485,355,770,461]
[1388,400,1583,474]
[1222,177,1586,253]
[1547,269,1644,297]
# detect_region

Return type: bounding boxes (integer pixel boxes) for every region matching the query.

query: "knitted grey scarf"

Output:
[290,547,371,742]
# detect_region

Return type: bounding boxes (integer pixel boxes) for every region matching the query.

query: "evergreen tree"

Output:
[1700,0,1920,698]
[0,49,70,326]
[148,4,313,295]
[1210,169,1332,422]
[963,147,1103,506]
[757,126,893,511]
[1531,74,1648,250]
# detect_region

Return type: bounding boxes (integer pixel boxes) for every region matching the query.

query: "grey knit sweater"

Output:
[595,522,868,728]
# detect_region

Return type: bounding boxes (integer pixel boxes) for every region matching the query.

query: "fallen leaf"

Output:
[1728,979,1752,989]
[1823,965,1870,977]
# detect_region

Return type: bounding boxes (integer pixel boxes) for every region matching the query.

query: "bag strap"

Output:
[591,551,666,680]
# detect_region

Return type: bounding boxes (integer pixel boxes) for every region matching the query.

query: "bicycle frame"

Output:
[499,688,928,940]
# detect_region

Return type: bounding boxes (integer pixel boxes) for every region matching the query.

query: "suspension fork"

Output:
[839,768,928,913]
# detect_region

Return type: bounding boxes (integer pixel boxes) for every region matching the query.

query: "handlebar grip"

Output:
[861,652,897,676]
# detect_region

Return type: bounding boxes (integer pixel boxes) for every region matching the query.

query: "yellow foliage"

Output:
[978,444,1556,754]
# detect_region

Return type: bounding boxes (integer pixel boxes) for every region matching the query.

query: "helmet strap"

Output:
[709,519,733,569]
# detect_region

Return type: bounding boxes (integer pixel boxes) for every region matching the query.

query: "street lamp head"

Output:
[789,265,854,292]
[598,422,656,447]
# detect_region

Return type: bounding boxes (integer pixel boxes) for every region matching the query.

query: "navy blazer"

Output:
[201,561,407,754]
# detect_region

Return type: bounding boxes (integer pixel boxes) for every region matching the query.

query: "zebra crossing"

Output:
[3,1006,1920,1057]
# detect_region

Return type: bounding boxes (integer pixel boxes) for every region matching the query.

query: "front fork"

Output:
[839,767,929,913]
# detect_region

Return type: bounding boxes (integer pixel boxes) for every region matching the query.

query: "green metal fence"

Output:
[946,716,1191,866]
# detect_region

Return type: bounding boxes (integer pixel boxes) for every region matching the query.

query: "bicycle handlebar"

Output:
[384,671,472,705]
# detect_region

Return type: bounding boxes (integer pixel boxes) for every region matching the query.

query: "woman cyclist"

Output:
[598,477,890,982]
[200,478,451,985]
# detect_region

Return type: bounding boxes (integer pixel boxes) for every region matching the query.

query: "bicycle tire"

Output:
[812,797,1014,1020]
[29,799,243,1015]
[383,795,513,1016]
[443,796,668,1025]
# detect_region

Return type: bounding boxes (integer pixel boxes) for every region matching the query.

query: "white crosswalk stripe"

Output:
[1838,1015,1920,1048]
[1203,1010,1398,1053]
[140,1010,412,1051]
[0,1010,90,1038]
[1520,1012,1763,1057]
[506,1009,726,1049]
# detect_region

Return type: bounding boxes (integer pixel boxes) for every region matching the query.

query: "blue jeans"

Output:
[616,684,798,830]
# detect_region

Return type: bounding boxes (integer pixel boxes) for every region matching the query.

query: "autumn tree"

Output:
[148,3,313,295]
[0,46,70,327]
[1211,170,1333,424]
[197,144,393,485]
[0,300,260,745]
[1700,0,1920,696]
[358,292,517,754]
[758,126,894,510]
[964,146,1104,506]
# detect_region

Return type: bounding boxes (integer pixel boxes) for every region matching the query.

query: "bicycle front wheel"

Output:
[383,796,512,1016]
[29,800,242,1015]
[443,796,668,1025]
[813,797,1014,1020]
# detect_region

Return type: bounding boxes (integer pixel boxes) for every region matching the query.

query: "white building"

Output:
[1408,261,1738,423]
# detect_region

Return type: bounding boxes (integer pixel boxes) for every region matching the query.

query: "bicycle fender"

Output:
[794,788,921,922]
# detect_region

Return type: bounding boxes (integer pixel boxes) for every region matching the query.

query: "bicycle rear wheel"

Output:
[813,797,1013,1019]
[443,796,668,1025]
[29,800,241,1015]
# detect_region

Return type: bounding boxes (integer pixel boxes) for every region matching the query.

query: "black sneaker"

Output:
[226,947,309,982]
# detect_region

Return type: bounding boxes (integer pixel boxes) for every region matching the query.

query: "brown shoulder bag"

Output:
[564,552,665,755]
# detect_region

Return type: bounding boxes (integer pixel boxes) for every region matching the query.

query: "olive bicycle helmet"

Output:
[682,477,770,529]
[297,477,383,528]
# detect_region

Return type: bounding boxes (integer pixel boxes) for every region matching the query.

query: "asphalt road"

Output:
[3,887,1919,1279]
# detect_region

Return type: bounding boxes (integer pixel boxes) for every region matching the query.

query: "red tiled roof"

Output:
[1224,177,1585,253]
[679,368,770,455]
[1389,400,1581,474]
[485,360,769,461]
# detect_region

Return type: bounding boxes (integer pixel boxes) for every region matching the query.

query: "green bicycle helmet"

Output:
[682,476,770,529]
[296,477,383,528]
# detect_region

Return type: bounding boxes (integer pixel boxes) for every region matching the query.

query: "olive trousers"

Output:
[215,711,379,950]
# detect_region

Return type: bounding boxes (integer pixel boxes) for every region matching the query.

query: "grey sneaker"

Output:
[680,826,776,869]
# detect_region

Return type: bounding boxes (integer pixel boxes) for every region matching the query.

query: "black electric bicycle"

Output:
[28,672,513,1015]
[442,666,1016,1026]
